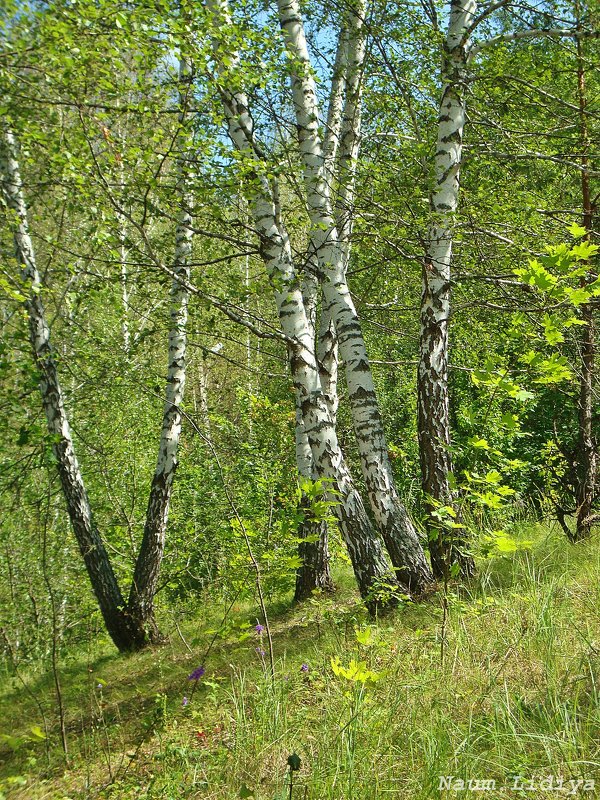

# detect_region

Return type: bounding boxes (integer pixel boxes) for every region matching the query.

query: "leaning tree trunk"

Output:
[1,128,145,652]
[574,29,597,541]
[208,0,396,606]
[277,0,433,594]
[294,272,334,601]
[128,56,194,637]
[418,0,477,579]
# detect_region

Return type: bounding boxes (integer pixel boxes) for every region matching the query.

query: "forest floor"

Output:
[0,522,599,799]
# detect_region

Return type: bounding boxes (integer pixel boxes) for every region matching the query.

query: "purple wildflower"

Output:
[255,647,266,657]
[255,623,265,634]
[182,696,189,707]
[300,663,309,673]
[188,665,205,681]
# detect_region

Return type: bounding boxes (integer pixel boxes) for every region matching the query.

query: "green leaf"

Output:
[567,222,587,239]
[571,242,599,261]
[565,286,591,307]
[0,733,25,751]
[501,413,519,429]
[355,626,374,646]
[485,470,502,484]
[541,314,564,345]
[469,437,489,450]
[514,389,534,403]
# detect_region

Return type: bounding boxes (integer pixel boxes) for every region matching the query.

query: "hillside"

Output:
[1,523,599,800]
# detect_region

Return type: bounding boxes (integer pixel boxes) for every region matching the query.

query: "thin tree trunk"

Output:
[117,158,131,357]
[293,395,335,600]
[277,0,433,594]
[208,0,396,606]
[119,216,130,357]
[294,273,334,602]
[317,310,339,424]
[574,25,597,541]
[316,26,347,425]
[1,128,143,652]
[128,56,193,636]
[418,0,477,579]
[197,354,211,435]
[576,303,596,540]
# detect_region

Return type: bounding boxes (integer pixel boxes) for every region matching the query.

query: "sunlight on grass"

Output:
[1,523,599,799]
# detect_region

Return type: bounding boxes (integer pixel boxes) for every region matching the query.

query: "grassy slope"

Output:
[1,523,599,799]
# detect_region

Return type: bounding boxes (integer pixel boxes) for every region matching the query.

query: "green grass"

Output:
[1,522,600,799]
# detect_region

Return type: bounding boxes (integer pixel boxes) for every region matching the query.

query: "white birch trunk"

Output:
[119,214,131,357]
[574,31,596,542]
[323,27,349,193]
[418,0,477,578]
[0,128,142,652]
[197,354,211,436]
[335,5,365,258]
[277,0,433,592]
[128,56,193,633]
[208,0,395,605]
[317,28,348,425]
[294,272,334,600]
[317,308,339,424]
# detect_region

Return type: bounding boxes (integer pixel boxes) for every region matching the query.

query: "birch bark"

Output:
[208,0,395,605]
[294,273,334,601]
[295,30,348,592]
[317,28,348,424]
[0,128,143,652]
[128,56,194,635]
[418,0,477,579]
[277,0,433,593]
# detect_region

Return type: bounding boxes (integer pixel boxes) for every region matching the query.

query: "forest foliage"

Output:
[0,0,599,795]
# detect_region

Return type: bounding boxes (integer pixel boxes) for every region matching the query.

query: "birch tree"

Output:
[207,0,398,607]
[277,0,433,593]
[0,48,196,648]
[415,0,600,572]
[293,30,349,601]
[127,55,194,637]
[0,128,143,652]
[293,275,334,601]
[418,0,477,579]
[573,18,597,542]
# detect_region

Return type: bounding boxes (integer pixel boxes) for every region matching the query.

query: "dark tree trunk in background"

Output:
[574,28,597,541]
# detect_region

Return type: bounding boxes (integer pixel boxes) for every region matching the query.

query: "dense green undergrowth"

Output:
[1,522,599,799]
